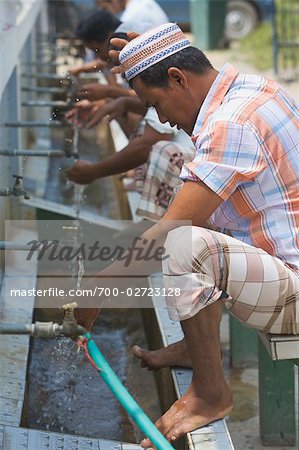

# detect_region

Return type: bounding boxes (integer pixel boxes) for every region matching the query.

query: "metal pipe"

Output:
[22,62,59,68]
[0,323,32,334]
[21,100,71,108]
[0,241,37,250]
[0,188,10,197]
[22,73,72,81]
[0,175,30,199]
[0,303,86,338]
[0,149,65,157]
[4,121,71,128]
[0,240,58,250]
[0,190,30,199]
[21,86,67,95]
[0,321,86,338]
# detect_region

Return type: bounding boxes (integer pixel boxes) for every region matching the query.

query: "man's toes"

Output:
[132,345,148,367]
[132,345,152,369]
[165,422,192,443]
[132,345,142,356]
[140,437,152,449]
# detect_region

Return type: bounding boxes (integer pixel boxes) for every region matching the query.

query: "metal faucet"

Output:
[11,175,30,199]
[0,175,30,199]
[0,302,87,338]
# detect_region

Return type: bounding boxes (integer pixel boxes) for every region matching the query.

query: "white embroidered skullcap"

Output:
[119,22,191,81]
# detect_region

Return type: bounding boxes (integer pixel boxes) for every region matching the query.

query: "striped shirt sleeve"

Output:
[180,121,267,200]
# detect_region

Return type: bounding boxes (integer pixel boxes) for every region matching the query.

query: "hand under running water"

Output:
[65,99,106,128]
[66,160,98,185]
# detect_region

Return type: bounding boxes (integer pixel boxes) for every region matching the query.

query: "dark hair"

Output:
[76,9,121,43]
[134,47,213,87]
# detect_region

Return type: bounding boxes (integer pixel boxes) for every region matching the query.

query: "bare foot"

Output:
[132,339,192,370]
[140,381,233,448]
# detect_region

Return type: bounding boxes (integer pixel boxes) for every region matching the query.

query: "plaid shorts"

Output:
[162,226,299,334]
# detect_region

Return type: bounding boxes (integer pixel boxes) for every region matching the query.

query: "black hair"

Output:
[133,47,213,87]
[76,8,121,43]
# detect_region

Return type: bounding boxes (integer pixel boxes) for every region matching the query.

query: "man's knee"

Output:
[164,226,209,272]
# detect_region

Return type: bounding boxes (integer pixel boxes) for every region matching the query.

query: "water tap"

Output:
[60,301,86,338]
[11,175,30,199]
[0,303,87,338]
[30,302,86,339]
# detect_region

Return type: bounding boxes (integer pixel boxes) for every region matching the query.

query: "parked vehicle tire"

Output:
[225,0,259,40]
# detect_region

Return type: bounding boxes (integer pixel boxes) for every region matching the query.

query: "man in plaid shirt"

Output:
[80,23,299,447]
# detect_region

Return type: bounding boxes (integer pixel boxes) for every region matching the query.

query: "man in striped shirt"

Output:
[81,23,299,446]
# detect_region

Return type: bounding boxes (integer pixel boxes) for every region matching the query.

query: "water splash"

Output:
[72,110,79,160]
[76,255,85,291]
[73,184,85,220]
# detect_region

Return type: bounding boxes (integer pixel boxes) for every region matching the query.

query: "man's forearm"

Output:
[122,97,147,116]
[106,85,136,99]
[89,137,153,179]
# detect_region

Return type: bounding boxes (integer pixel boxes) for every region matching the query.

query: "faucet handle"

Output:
[13,174,23,181]
[62,301,78,311]
[60,302,87,338]
[61,302,78,321]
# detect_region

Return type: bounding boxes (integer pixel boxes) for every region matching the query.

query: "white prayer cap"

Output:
[119,22,191,81]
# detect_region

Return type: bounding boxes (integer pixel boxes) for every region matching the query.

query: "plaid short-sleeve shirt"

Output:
[180,64,299,271]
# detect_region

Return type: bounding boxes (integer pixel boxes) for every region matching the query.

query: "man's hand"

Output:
[65,99,106,128]
[68,58,108,77]
[67,160,98,184]
[109,32,140,72]
[77,83,111,101]
[87,97,127,128]
[68,66,83,77]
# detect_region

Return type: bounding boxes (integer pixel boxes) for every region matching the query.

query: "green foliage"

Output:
[239,22,273,71]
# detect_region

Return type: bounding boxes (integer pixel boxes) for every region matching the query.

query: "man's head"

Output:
[76,9,121,59]
[119,23,217,135]
[95,0,126,15]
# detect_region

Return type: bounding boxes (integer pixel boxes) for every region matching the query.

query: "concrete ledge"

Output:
[0,425,141,450]
[258,331,299,361]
